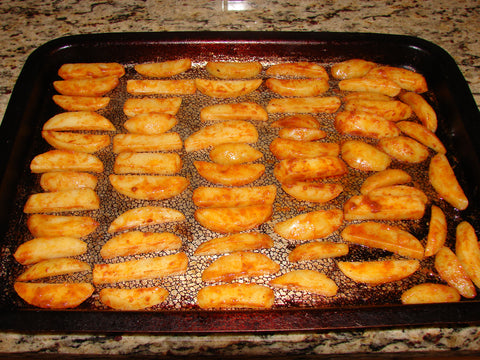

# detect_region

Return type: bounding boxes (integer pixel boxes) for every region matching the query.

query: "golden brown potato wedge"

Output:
[274,156,348,184]
[281,182,343,203]
[27,214,98,238]
[58,63,125,79]
[401,283,460,304]
[40,172,97,192]
[342,91,392,102]
[14,282,94,309]
[109,175,189,200]
[205,61,262,79]
[341,140,391,172]
[123,113,178,134]
[201,251,280,282]
[100,231,182,259]
[195,205,272,234]
[113,152,181,175]
[99,287,169,310]
[42,131,110,153]
[192,185,276,208]
[200,102,268,122]
[43,111,115,131]
[278,127,327,141]
[360,169,412,195]
[265,78,329,97]
[16,258,90,281]
[425,205,447,257]
[14,237,87,265]
[335,111,400,139]
[344,99,412,122]
[194,161,265,186]
[455,221,480,289]
[367,185,428,204]
[123,97,182,117]
[266,62,329,80]
[270,269,338,296]
[126,79,196,95]
[330,59,377,80]
[30,150,104,173]
[52,95,110,112]
[429,153,468,210]
[135,59,192,77]
[274,209,343,241]
[195,79,262,98]
[399,92,437,131]
[367,66,428,93]
[24,188,100,214]
[209,143,263,165]
[339,76,401,97]
[337,259,420,285]
[112,133,182,153]
[108,206,185,234]
[266,96,341,114]
[197,283,274,310]
[378,136,429,163]
[184,120,258,152]
[270,114,320,129]
[194,232,273,256]
[396,121,445,153]
[93,252,188,284]
[270,138,339,160]
[54,76,119,96]
[288,241,348,262]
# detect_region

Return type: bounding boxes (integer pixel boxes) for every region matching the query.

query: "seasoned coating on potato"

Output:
[209,143,263,165]
[378,136,429,163]
[397,121,445,153]
[126,79,196,95]
[270,114,320,129]
[265,78,329,97]
[135,59,191,77]
[335,111,400,139]
[401,283,460,304]
[344,99,412,122]
[43,111,115,131]
[270,138,339,160]
[30,150,104,173]
[24,188,100,214]
[342,91,392,102]
[455,221,480,289]
[123,97,182,117]
[267,96,341,114]
[270,269,338,296]
[58,63,124,79]
[194,161,265,186]
[337,260,420,285]
[192,185,276,208]
[52,95,110,112]
[200,102,268,122]
[195,79,262,98]
[281,182,343,203]
[330,59,377,80]
[367,185,428,204]
[278,127,327,141]
[274,156,348,184]
[108,206,185,233]
[16,258,90,281]
[40,172,97,192]
[425,205,447,257]
[54,76,119,97]
[99,287,169,310]
[197,283,274,309]
[27,215,98,238]
[205,61,262,79]
[123,113,178,134]
[14,237,87,265]
[367,66,428,93]
[112,133,182,153]
[288,241,348,262]
[266,62,329,80]
[360,169,412,195]
[341,140,391,172]
[399,92,437,131]
[194,232,273,256]
[113,152,182,175]
[109,175,189,200]
[339,76,401,97]
[42,131,110,153]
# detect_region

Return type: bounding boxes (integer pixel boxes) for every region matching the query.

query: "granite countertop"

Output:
[0,0,480,358]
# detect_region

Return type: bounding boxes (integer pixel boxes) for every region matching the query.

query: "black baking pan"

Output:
[0,32,479,333]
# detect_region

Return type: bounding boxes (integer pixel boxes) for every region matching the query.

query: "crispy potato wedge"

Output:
[342,91,392,102]
[360,169,412,195]
[266,62,328,80]
[27,214,98,238]
[200,102,268,122]
[330,59,377,80]
[265,78,329,97]
[109,175,189,200]
[195,205,272,234]
[337,260,420,285]
[401,283,460,304]
[192,185,276,208]
[335,111,400,139]
[123,97,182,117]
[93,252,188,284]
[209,143,263,165]
[429,154,468,210]
[113,152,182,175]
[202,251,280,282]
[24,188,100,214]
[52,95,110,111]
[123,113,178,134]
[54,76,119,96]
[43,111,115,131]
[456,221,480,289]
[195,79,262,98]
[135,59,192,77]
[339,76,401,97]
[112,133,182,153]
[344,99,412,122]
[108,206,185,233]
[341,140,391,172]
[399,92,437,131]
[397,121,445,153]
[101,231,182,259]
[126,79,196,95]
[185,120,258,152]
[14,282,94,309]
[378,136,429,163]
[42,131,110,153]
[30,150,104,173]
[288,241,348,262]
[435,246,476,298]
[17,258,90,281]
[14,237,87,265]
[367,185,428,204]
[278,127,327,141]
[270,269,338,296]
[270,114,320,129]
[342,222,424,259]
[367,66,428,93]
[197,283,274,309]
[424,205,447,257]
[270,138,339,160]
[281,182,343,203]
[274,156,348,184]
[99,287,169,310]
[58,63,125,79]
[194,232,273,256]
[40,172,97,192]
[205,61,262,79]
[266,96,341,114]
[194,161,265,186]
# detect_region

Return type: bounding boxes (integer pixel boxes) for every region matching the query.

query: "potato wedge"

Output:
[14,237,87,265]
[109,175,189,200]
[16,258,90,281]
[99,287,169,310]
[113,152,181,175]
[337,260,420,285]
[339,77,401,97]
[126,79,196,95]
[194,161,265,186]
[108,206,185,233]
[274,156,348,184]
[265,78,329,97]
[401,283,460,304]
[40,172,97,192]
[367,185,428,204]
[54,76,119,96]
[335,111,400,139]
[378,136,429,163]
[194,232,273,256]
[344,99,412,122]
[201,251,280,282]
[42,131,110,153]
[434,246,476,298]
[342,91,392,102]
[341,140,391,172]
[195,205,272,234]
[429,153,468,210]
[205,61,262,79]
[270,114,320,129]
[424,205,447,257]
[100,231,182,259]
[52,95,110,111]
[200,102,268,122]
[330,59,377,80]
[399,92,437,132]
[58,63,125,79]
[266,62,328,80]
[278,127,327,141]
[341,222,424,260]
[14,282,94,309]
[123,113,178,134]
[184,120,258,152]
[192,185,276,208]
[195,79,262,98]
[397,121,445,153]
[197,283,274,309]
[135,59,192,77]
[123,97,182,117]
[367,66,428,93]
[360,169,412,195]
[112,133,182,153]
[270,269,338,296]
[27,214,98,238]
[43,111,115,131]
[455,221,480,289]
[24,188,100,214]
[209,143,263,165]
[281,182,343,203]
[30,150,104,173]
[288,241,348,262]
[93,252,188,284]
[270,138,339,160]
[266,96,341,114]
[274,209,343,241]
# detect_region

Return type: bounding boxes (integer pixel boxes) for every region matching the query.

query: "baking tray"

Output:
[0,32,480,333]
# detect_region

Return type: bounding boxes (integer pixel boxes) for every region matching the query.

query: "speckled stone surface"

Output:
[0,0,480,357]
